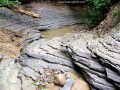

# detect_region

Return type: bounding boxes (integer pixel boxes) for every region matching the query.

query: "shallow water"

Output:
[40,26,76,39]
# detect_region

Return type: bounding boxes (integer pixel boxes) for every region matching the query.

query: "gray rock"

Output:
[61,78,74,90]
[64,29,120,90]
[82,70,116,90]
[18,74,37,90]
[75,62,106,78]
[20,58,77,74]
[114,83,120,89]
[72,51,105,73]
[112,32,120,42]
[0,59,21,90]
[0,4,84,32]
[106,68,120,83]
[19,67,40,81]
[23,38,75,68]
[22,32,41,45]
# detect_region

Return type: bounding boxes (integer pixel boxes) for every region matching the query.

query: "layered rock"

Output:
[0,2,120,90]
[64,27,120,90]
[0,3,84,32]
[1,24,120,90]
[0,3,85,90]
[17,34,81,90]
[21,37,77,72]
[19,25,120,90]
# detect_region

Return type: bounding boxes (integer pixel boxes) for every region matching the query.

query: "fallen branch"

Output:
[8,7,41,18]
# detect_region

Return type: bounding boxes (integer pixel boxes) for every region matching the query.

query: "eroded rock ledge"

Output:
[0,3,120,89]
[18,22,120,90]
[1,25,120,90]
[64,25,120,90]
[0,3,84,32]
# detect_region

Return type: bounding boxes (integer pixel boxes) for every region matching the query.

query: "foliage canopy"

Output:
[0,0,20,7]
[85,0,112,27]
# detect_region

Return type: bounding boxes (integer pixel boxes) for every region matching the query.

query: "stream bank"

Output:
[0,2,120,90]
[0,2,88,90]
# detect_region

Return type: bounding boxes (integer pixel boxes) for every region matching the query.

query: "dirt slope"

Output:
[0,29,22,58]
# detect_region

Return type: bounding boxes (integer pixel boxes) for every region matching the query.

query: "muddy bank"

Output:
[0,29,22,58]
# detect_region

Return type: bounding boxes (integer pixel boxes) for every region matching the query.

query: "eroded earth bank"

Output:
[0,2,120,90]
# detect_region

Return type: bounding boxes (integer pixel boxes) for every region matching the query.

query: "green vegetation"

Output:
[41,85,47,90]
[112,7,120,17]
[0,0,20,7]
[85,0,112,27]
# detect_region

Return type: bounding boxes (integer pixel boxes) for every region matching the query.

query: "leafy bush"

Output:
[112,7,120,17]
[85,0,112,27]
[0,0,20,7]
[91,0,111,10]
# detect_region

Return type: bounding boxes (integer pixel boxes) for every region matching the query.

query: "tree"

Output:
[0,0,20,7]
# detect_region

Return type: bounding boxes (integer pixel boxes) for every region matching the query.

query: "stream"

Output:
[40,25,77,39]
[0,2,91,90]
[0,1,120,90]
